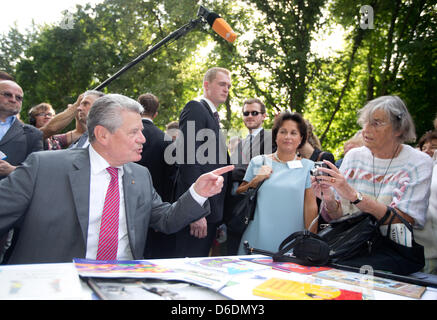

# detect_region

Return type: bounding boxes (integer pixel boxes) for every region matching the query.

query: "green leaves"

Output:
[1,0,434,152]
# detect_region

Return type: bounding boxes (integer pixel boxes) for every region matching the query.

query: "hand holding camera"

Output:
[310,161,330,177]
[310,160,358,206]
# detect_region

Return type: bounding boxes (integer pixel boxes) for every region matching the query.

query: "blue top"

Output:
[0,116,16,141]
[238,155,314,254]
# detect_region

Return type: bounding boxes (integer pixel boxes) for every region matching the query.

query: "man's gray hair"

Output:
[83,90,105,99]
[87,94,144,143]
[358,95,416,143]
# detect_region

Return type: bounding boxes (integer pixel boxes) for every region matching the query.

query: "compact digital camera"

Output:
[310,161,329,176]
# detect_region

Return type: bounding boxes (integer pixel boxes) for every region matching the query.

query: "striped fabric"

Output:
[96,167,120,260]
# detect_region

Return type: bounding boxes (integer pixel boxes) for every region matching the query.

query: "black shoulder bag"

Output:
[317,211,387,263]
[244,210,392,267]
[227,156,266,236]
[243,230,331,266]
[335,207,425,275]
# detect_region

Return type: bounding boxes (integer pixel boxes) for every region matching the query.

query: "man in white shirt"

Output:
[230,98,273,190]
[68,90,106,149]
[0,93,233,264]
[226,98,274,254]
[0,80,43,263]
[0,80,43,178]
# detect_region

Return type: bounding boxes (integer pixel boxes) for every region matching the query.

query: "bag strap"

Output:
[386,206,413,233]
[276,231,305,255]
[376,207,393,227]
[248,155,267,192]
[276,230,324,256]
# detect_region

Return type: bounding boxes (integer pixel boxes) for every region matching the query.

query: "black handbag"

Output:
[226,179,264,236]
[245,207,427,281]
[274,230,330,266]
[245,210,391,267]
[243,230,330,266]
[338,207,425,275]
[317,211,388,263]
[226,156,266,236]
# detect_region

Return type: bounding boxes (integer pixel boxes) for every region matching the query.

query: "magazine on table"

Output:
[73,258,231,293]
[313,269,426,299]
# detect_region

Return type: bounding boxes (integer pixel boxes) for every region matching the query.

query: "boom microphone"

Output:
[197,6,237,43]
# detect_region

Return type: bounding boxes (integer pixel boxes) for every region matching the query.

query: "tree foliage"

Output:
[238,0,326,115]
[305,0,437,157]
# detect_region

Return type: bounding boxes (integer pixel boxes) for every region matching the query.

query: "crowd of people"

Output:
[0,67,436,276]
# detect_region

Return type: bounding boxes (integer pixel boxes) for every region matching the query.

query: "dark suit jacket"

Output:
[174,99,229,223]
[0,119,43,180]
[0,148,210,264]
[136,119,175,202]
[230,128,275,184]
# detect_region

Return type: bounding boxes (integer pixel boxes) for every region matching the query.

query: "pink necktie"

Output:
[96,167,120,261]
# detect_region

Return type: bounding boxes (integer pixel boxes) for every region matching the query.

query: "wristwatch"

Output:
[350,191,363,205]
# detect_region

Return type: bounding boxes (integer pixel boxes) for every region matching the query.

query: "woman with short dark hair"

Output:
[236,111,318,254]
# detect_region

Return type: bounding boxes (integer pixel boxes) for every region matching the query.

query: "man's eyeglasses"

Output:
[243,111,262,117]
[0,91,23,102]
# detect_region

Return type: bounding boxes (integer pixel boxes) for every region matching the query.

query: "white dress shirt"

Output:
[202,96,217,115]
[249,127,263,138]
[85,145,207,260]
[86,145,132,260]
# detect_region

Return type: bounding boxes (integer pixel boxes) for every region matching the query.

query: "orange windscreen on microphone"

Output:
[212,18,237,43]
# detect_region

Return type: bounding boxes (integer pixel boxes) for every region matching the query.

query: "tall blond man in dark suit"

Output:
[173,67,232,257]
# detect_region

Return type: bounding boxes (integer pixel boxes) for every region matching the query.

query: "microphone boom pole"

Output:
[94,16,205,91]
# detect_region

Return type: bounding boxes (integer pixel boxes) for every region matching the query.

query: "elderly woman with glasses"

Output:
[236,111,318,255]
[28,103,68,150]
[312,95,433,275]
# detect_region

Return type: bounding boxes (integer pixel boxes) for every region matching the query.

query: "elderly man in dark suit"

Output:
[173,67,232,257]
[136,93,177,258]
[0,80,43,263]
[0,80,43,179]
[0,93,233,264]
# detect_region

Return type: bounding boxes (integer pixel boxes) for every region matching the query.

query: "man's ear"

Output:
[93,125,110,145]
[261,113,267,121]
[203,81,209,93]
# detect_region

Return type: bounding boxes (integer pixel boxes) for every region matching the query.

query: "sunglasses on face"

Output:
[243,111,262,117]
[0,91,23,102]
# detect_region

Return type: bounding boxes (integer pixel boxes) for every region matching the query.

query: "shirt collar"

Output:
[0,115,16,126]
[248,127,263,137]
[142,117,153,123]
[201,97,217,114]
[88,144,124,176]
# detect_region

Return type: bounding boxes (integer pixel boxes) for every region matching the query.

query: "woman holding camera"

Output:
[312,95,433,274]
[236,111,318,255]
